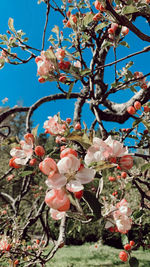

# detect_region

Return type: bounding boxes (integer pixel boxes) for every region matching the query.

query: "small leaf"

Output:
[132,118,142,128]
[130,85,137,93]
[0,34,8,41]
[129,257,139,267]
[93,161,116,171]
[8,18,15,32]
[83,190,102,221]
[125,182,132,190]
[23,37,29,42]
[95,22,109,32]
[83,12,94,26]
[67,132,92,149]
[20,171,33,177]
[122,5,138,14]
[80,68,91,76]
[119,41,130,48]
[133,210,144,219]
[0,57,5,69]
[141,163,150,172]
[31,124,39,138]
[52,25,59,39]
[126,61,134,69]
[121,234,129,246]
[101,40,112,50]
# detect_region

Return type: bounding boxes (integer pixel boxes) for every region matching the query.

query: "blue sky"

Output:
[0,0,149,136]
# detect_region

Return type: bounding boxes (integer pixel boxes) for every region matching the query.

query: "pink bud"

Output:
[74,122,81,130]
[127,106,136,115]
[134,101,141,110]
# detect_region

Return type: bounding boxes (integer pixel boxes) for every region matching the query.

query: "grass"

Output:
[0,243,149,266]
[45,243,150,267]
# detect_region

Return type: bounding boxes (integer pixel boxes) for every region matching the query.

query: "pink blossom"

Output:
[45,154,95,192]
[39,157,58,178]
[113,199,132,234]
[116,199,132,216]
[10,134,33,166]
[55,48,66,61]
[35,51,55,77]
[0,237,10,251]
[115,215,132,234]
[50,208,66,220]
[105,199,132,234]
[45,188,70,211]
[85,136,129,166]
[74,60,81,68]
[43,115,66,135]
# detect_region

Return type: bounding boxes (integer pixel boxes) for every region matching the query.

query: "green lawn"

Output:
[46,243,150,267]
[0,243,149,266]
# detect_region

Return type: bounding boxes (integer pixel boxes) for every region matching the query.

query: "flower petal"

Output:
[75,167,95,184]
[66,180,83,192]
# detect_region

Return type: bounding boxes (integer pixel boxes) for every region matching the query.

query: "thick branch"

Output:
[92,86,150,123]
[26,93,80,132]
[0,107,29,124]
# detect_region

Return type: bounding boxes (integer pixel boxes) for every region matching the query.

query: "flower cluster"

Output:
[9,113,134,229]
[84,136,133,170]
[40,147,95,219]
[105,199,132,234]
[0,236,11,252]
[43,115,66,135]
[9,133,34,168]
[35,50,56,83]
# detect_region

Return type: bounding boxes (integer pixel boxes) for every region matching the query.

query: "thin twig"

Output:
[42,0,50,50]
[95,46,150,71]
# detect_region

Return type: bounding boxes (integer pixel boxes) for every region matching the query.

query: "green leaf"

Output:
[8,18,15,32]
[142,120,150,131]
[129,257,139,267]
[133,210,144,219]
[82,12,94,26]
[119,41,130,48]
[80,68,91,76]
[95,22,109,32]
[130,85,137,93]
[132,118,143,128]
[141,163,150,172]
[0,34,8,41]
[20,171,33,177]
[126,61,134,69]
[51,25,59,39]
[90,161,116,171]
[122,5,138,14]
[67,82,74,99]
[101,40,112,50]
[48,34,55,43]
[0,57,5,69]
[31,124,39,138]
[125,182,132,190]
[83,190,102,221]
[23,37,29,42]
[121,234,129,246]
[67,132,92,149]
